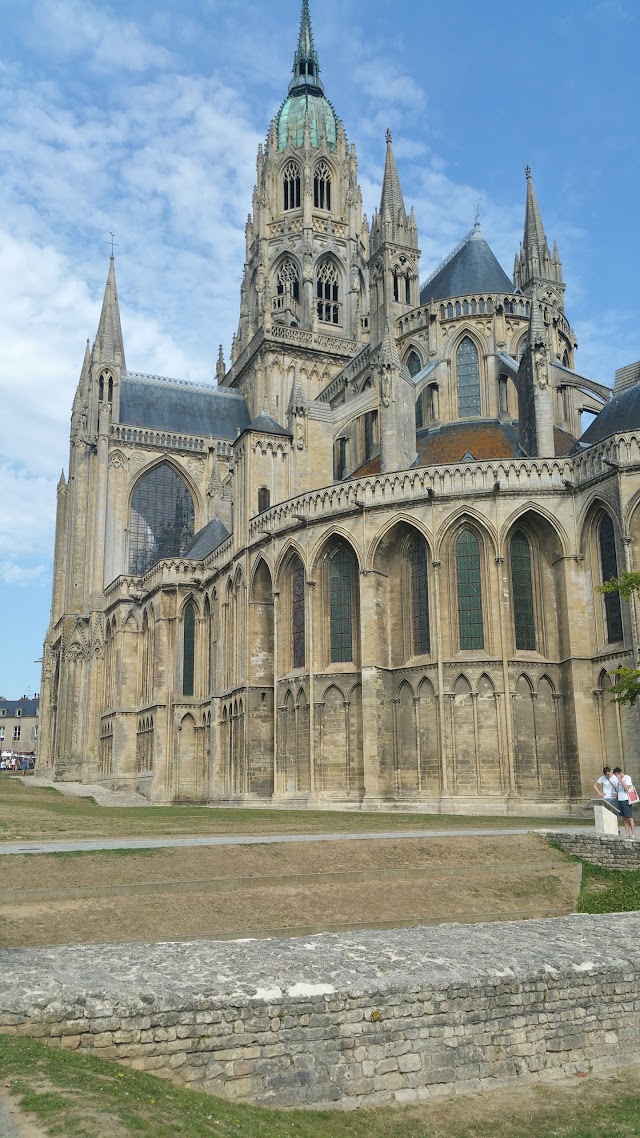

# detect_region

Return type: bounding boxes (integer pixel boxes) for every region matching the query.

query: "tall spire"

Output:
[289,0,323,95]
[379,129,407,233]
[516,166,563,295]
[523,165,548,255]
[94,256,126,369]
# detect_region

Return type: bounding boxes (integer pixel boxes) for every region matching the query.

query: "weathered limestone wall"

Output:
[2,915,640,1108]
[547,831,640,870]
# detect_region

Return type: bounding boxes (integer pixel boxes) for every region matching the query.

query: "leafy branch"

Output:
[596,573,640,704]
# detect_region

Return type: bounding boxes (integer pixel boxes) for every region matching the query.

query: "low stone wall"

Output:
[547,831,640,869]
[1,915,640,1108]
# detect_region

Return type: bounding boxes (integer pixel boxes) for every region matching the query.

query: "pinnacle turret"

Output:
[514,166,564,297]
[370,130,418,254]
[94,256,126,369]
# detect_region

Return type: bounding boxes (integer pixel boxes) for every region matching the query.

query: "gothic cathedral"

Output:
[39,1,640,813]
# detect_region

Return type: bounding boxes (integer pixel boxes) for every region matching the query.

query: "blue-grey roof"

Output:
[243,412,292,438]
[119,373,251,441]
[581,383,640,445]
[183,518,230,560]
[420,224,514,304]
[0,697,39,716]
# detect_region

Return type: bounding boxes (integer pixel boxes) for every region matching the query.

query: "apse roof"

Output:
[183,518,230,561]
[415,421,523,465]
[119,373,251,440]
[420,223,514,304]
[580,383,640,445]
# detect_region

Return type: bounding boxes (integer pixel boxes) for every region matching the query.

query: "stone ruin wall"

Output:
[1,914,640,1108]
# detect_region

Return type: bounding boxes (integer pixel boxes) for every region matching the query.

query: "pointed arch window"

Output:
[182,601,196,697]
[510,530,536,650]
[407,350,421,378]
[329,544,355,662]
[316,259,340,324]
[599,514,623,643]
[456,529,484,650]
[456,337,481,418]
[283,160,301,211]
[410,534,430,655]
[291,556,305,669]
[128,462,195,576]
[276,258,300,308]
[314,160,331,211]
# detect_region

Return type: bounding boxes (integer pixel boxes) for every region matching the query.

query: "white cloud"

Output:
[31,0,174,72]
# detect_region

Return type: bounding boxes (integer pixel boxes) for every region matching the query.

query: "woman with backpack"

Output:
[612,767,637,839]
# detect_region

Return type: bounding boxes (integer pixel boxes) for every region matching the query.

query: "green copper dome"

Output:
[277,92,337,151]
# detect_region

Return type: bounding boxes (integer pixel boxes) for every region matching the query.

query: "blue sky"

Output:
[0,0,638,699]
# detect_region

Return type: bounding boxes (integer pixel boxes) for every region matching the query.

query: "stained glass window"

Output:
[182,602,195,697]
[457,529,484,650]
[411,535,430,655]
[511,530,536,650]
[129,463,194,576]
[329,545,354,662]
[599,514,623,643]
[456,337,481,417]
[292,557,305,669]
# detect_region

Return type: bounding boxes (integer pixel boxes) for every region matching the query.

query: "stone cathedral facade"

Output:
[39,1,640,812]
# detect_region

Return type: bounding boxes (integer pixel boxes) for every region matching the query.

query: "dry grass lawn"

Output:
[0,776,588,843]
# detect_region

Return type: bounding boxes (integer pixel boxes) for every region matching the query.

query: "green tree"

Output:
[597,571,640,704]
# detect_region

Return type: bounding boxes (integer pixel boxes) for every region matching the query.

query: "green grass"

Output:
[2,1034,640,1138]
[0,777,590,844]
[577,860,640,914]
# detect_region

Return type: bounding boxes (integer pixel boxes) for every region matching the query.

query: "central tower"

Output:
[222,0,370,420]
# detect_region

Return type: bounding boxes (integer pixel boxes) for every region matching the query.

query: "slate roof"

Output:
[119,373,251,440]
[580,383,640,445]
[246,412,292,437]
[420,224,514,304]
[0,697,39,716]
[183,518,230,560]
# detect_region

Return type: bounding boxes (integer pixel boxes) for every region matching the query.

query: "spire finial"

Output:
[289,0,323,95]
[525,164,532,180]
[385,128,392,145]
[107,231,118,258]
[474,199,481,225]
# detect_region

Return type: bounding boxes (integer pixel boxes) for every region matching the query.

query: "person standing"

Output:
[612,767,636,840]
[594,766,619,808]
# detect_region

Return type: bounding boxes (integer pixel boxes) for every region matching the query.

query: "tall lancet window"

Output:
[316,259,340,324]
[314,160,331,210]
[456,336,481,418]
[329,544,355,662]
[182,601,196,697]
[291,556,306,669]
[599,514,623,643]
[456,528,484,650]
[510,530,536,651]
[275,259,300,313]
[283,160,301,211]
[128,463,195,576]
[410,535,430,655]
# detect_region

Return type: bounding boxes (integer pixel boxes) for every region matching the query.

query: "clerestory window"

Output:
[329,544,355,663]
[128,462,195,576]
[599,514,623,643]
[291,556,305,669]
[456,336,481,418]
[456,529,484,650]
[510,530,536,650]
[182,602,195,698]
[410,535,430,656]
